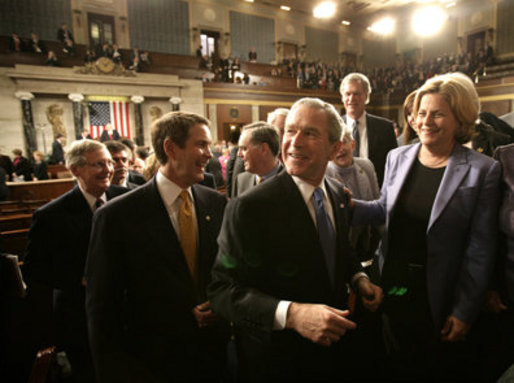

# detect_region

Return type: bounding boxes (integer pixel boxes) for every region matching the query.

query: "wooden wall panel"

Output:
[216,104,252,143]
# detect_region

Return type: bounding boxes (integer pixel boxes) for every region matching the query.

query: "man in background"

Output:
[340,72,397,185]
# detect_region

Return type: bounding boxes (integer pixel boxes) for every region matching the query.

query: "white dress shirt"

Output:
[155,170,198,245]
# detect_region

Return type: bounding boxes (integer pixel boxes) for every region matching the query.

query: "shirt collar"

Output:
[156,170,192,208]
[77,182,107,211]
[290,175,328,205]
[347,113,366,128]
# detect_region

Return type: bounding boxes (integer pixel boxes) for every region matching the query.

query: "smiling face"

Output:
[238,130,265,174]
[283,105,341,186]
[333,136,355,168]
[165,123,213,188]
[341,80,367,120]
[415,93,459,152]
[72,148,113,198]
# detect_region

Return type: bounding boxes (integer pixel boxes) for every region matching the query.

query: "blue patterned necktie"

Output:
[313,187,336,286]
[352,120,360,157]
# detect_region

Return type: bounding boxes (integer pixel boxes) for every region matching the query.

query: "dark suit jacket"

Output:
[57,28,74,43]
[22,185,128,348]
[353,143,501,329]
[208,171,362,381]
[13,156,32,181]
[198,171,216,189]
[86,178,228,382]
[344,113,397,186]
[51,140,64,164]
[100,129,121,142]
[494,144,514,306]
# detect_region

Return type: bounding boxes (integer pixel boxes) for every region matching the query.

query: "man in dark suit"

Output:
[57,23,74,44]
[28,32,47,54]
[104,140,139,189]
[86,112,229,382]
[208,98,383,382]
[51,133,65,164]
[234,122,283,197]
[22,139,127,383]
[99,123,121,142]
[340,72,397,186]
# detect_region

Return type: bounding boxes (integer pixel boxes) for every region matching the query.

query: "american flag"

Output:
[89,101,131,138]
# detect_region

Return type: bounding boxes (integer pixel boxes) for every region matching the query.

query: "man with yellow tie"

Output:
[85,112,229,382]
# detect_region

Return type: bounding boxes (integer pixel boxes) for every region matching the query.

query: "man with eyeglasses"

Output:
[104,140,139,189]
[23,139,128,383]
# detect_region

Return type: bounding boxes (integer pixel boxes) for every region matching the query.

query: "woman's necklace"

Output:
[418,151,450,168]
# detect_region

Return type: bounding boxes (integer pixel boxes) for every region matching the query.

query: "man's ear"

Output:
[69,164,80,178]
[351,139,356,151]
[163,138,175,160]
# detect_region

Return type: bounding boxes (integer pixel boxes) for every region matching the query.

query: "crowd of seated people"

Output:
[278,45,494,93]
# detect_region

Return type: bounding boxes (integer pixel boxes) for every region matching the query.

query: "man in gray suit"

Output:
[340,72,397,186]
[234,122,283,197]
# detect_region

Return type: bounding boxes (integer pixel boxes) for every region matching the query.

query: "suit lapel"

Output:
[428,144,470,231]
[325,177,348,292]
[386,144,419,218]
[191,185,216,294]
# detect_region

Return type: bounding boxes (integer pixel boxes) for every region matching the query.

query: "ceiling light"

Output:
[368,17,395,35]
[341,20,351,26]
[280,5,291,11]
[412,6,447,36]
[244,0,254,2]
[313,2,336,19]
[445,2,456,7]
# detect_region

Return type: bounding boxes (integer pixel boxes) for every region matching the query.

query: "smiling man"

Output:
[340,72,397,186]
[208,98,383,382]
[234,122,282,197]
[86,112,229,382]
[23,140,128,383]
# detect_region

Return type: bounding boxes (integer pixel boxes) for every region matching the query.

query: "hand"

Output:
[192,301,218,328]
[285,303,356,347]
[484,290,508,313]
[441,315,470,342]
[357,277,383,312]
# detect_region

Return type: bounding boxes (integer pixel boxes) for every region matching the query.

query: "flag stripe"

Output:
[89,101,131,139]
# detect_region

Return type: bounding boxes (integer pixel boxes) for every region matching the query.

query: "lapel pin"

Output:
[205,215,211,222]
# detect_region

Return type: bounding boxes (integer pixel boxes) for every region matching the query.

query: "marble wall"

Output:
[0,65,205,156]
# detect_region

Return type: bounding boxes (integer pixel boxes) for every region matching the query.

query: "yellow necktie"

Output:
[179,190,197,282]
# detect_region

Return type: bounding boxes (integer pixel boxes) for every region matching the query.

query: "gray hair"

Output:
[288,98,346,143]
[340,72,372,104]
[66,139,106,168]
[267,108,289,125]
[241,122,280,157]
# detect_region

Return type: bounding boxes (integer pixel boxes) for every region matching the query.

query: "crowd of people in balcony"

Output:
[285,45,494,93]
[7,25,152,72]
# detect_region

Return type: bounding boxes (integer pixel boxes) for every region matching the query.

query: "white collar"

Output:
[290,175,328,205]
[156,170,193,209]
[77,182,107,211]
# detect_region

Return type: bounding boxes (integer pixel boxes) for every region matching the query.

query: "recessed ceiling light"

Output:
[280,5,291,11]
[341,20,351,25]
[445,2,456,7]
[313,2,336,19]
[244,0,254,3]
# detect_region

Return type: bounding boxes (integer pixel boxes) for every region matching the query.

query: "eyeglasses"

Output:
[86,160,115,169]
